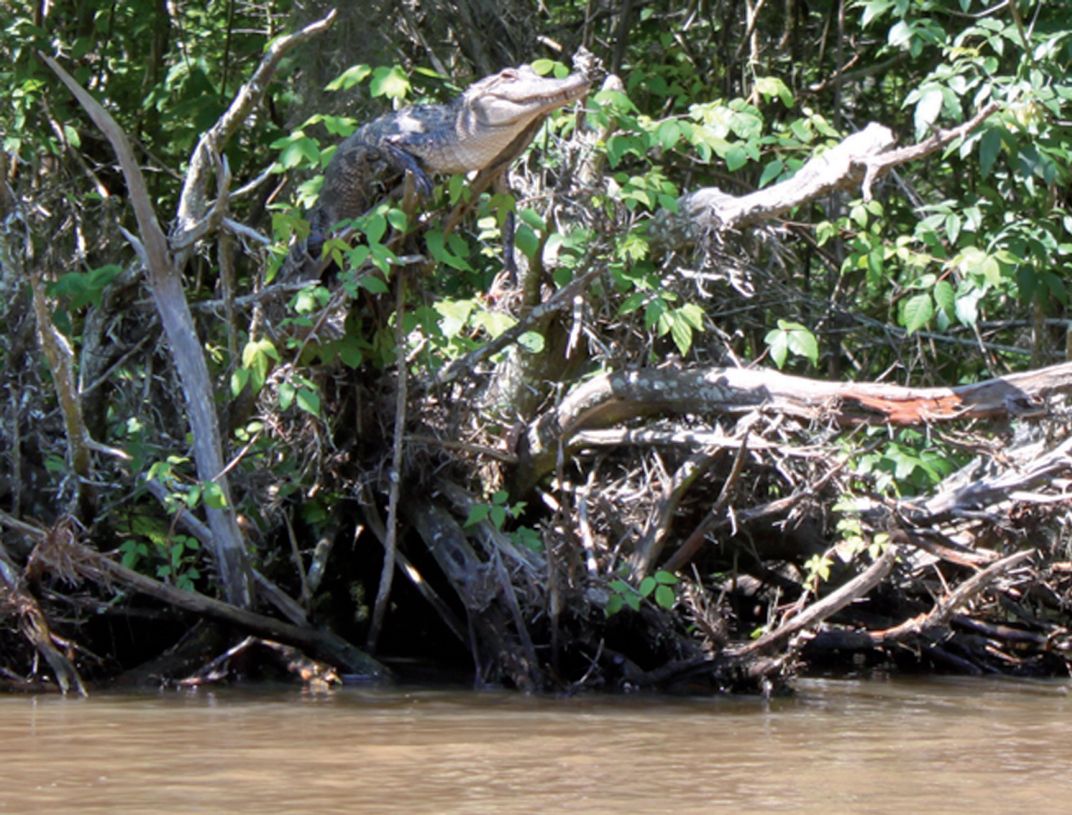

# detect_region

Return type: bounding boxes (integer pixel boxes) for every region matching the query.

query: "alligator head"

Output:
[437,64,590,173]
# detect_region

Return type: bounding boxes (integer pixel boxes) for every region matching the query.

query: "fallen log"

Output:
[73,545,392,681]
[0,540,87,696]
[0,513,390,683]
[515,361,1072,494]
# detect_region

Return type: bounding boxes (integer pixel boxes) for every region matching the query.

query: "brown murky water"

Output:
[1,677,1069,814]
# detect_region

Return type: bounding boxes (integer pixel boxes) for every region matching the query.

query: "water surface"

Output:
[1,677,1068,813]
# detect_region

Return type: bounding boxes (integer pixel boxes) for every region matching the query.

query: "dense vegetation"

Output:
[2,0,1071,694]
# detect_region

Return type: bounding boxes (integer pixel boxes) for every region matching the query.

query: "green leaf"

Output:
[888,20,912,49]
[278,381,295,411]
[364,212,387,245]
[724,144,749,171]
[785,324,819,365]
[230,366,250,398]
[370,65,409,99]
[766,320,818,367]
[655,119,681,150]
[678,303,705,330]
[654,585,676,609]
[530,58,556,76]
[766,328,789,368]
[296,387,321,416]
[326,64,371,91]
[978,127,1001,178]
[518,208,547,232]
[606,595,624,616]
[933,279,956,315]
[639,576,656,597]
[473,310,516,339]
[202,481,228,510]
[241,338,279,392]
[901,293,934,334]
[514,224,539,259]
[62,123,81,148]
[914,87,944,137]
[754,76,794,107]
[512,526,543,552]
[758,158,784,188]
[357,273,389,294]
[518,331,545,353]
[338,335,364,368]
[435,298,475,339]
[184,484,202,509]
[427,229,472,271]
[279,136,320,169]
[465,504,491,527]
[654,570,678,585]
[669,312,694,355]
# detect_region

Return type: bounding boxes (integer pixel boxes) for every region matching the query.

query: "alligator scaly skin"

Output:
[294,64,589,270]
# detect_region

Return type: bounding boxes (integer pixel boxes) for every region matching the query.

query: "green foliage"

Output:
[369,66,410,99]
[851,428,963,496]
[832,510,891,565]
[46,264,123,333]
[844,0,1072,342]
[464,492,542,552]
[765,320,819,369]
[802,554,833,592]
[605,571,679,616]
[465,490,526,530]
[47,265,122,312]
[232,338,280,397]
[12,0,1072,639]
[325,64,371,92]
[119,517,202,592]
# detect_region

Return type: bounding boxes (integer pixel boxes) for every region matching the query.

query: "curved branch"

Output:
[174,10,338,250]
[664,102,1001,241]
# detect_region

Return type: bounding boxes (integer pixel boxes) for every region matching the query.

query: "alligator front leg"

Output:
[380,140,435,199]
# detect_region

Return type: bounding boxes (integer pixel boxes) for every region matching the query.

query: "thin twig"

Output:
[367,269,409,651]
[430,263,604,387]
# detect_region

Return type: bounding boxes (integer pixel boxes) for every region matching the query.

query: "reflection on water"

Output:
[1,677,1069,814]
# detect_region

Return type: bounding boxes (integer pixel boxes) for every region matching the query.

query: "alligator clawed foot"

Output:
[381,141,434,199]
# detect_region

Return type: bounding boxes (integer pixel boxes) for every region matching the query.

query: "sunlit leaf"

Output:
[901,292,934,334]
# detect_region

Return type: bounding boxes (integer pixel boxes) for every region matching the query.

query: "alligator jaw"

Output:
[424,65,589,174]
[466,65,590,130]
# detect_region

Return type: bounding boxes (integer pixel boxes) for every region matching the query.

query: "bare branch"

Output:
[868,549,1034,644]
[728,543,899,658]
[41,53,252,606]
[173,10,338,250]
[667,102,1001,241]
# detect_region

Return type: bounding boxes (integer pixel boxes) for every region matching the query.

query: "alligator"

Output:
[290,62,590,276]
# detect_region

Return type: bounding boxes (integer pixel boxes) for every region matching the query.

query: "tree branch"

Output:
[665,102,1001,241]
[41,54,252,606]
[173,10,338,251]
